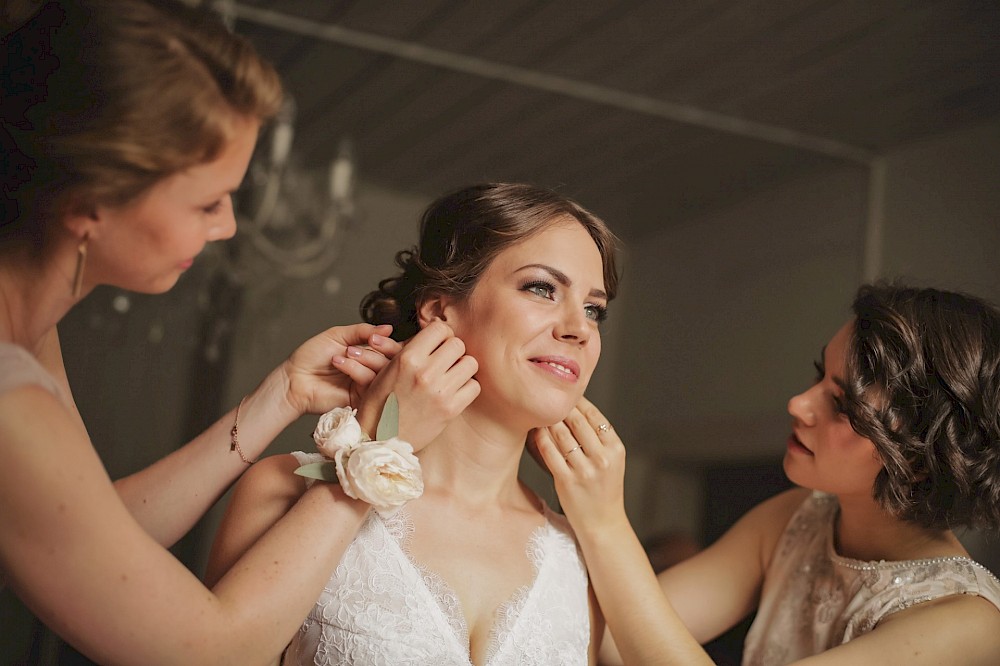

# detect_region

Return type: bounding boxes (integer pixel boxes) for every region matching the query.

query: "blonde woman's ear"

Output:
[60,191,102,239]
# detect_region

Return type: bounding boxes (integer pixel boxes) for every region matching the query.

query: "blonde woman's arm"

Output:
[109,322,399,547]
[0,386,370,666]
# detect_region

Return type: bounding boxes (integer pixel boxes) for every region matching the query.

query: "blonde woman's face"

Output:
[85,117,259,294]
[441,219,607,430]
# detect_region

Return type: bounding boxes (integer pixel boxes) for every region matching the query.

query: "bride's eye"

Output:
[521,280,556,300]
[585,303,608,322]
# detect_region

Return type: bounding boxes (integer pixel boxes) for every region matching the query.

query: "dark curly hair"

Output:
[360,182,620,341]
[838,283,1000,531]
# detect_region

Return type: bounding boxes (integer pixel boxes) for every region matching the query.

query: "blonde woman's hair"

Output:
[1,0,283,252]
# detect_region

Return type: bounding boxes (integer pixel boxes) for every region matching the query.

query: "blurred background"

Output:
[4,1,999,663]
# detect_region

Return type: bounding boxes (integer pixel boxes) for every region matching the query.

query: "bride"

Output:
[207,182,621,665]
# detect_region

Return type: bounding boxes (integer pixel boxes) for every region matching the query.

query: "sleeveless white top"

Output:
[743,491,1000,665]
[0,342,68,406]
[283,454,591,666]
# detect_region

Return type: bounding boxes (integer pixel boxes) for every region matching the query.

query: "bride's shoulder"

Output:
[203,454,309,587]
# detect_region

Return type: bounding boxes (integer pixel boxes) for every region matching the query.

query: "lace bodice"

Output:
[283,455,591,666]
[743,491,1000,665]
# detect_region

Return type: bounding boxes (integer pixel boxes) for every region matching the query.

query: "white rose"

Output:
[313,407,363,456]
[334,437,423,517]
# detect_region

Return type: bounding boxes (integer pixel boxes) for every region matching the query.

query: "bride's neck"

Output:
[418,412,527,504]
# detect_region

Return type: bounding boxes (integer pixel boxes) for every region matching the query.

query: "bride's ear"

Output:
[416,292,455,328]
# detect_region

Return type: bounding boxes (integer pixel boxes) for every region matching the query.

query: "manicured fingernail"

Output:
[370,333,385,345]
[332,355,346,366]
[347,346,362,358]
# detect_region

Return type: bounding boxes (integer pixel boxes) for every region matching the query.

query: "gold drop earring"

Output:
[72,232,89,298]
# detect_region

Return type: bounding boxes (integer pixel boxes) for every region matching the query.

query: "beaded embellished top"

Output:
[742,491,1000,666]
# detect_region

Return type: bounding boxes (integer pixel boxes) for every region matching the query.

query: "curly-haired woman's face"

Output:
[783,320,884,496]
[439,218,607,430]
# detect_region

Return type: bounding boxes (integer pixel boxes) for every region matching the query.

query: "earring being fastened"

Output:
[72,232,89,298]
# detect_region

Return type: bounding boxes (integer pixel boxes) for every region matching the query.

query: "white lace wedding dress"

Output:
[282,458,591,666]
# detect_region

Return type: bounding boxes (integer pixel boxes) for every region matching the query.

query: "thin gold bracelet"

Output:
[230,396,256,464]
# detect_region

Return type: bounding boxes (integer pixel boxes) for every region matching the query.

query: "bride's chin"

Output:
[530,406,576,430]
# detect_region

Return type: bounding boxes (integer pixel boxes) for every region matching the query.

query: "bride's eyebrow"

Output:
[516,263,608,300]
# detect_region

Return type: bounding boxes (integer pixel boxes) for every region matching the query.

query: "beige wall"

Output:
[879,119,1000,301]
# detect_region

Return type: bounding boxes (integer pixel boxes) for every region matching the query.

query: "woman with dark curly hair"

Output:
[209,182,621,665]
[534,283,1000,665]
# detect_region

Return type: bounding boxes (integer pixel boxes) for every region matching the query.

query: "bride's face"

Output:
[442,218,607,429]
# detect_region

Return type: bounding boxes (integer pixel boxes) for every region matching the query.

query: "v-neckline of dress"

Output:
[380,505,554,666]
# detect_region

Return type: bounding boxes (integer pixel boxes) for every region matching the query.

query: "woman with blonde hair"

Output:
[0,2,476,662]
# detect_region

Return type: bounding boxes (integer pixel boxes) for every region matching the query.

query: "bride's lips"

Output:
[529,355,580,382]
[787,433,813,456]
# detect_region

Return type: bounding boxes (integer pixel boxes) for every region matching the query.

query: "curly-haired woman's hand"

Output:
[530,396,628,535]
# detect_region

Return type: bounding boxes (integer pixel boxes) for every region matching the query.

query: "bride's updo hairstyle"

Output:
[360,182,620,341]
[838,283,1000,532]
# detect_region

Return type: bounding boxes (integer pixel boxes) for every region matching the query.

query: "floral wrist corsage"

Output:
[295,394,423,517]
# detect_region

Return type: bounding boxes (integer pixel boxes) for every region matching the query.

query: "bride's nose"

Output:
[554,304,590,345]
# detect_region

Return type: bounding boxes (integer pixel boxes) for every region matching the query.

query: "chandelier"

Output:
[222,97,357,286]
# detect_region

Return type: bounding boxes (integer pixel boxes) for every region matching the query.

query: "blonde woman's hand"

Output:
[530,396,628,534]
[356,320,480,450]
[281,322,403,418]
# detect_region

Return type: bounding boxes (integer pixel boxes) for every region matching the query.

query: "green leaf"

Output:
[376,392,399,441]
[293,462,339,483]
